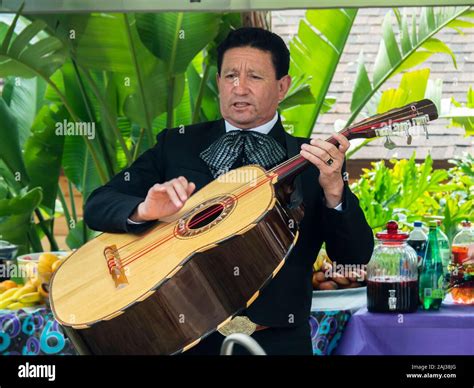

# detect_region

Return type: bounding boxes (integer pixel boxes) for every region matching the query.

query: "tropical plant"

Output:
[442,86,474,137]
[351,152,473,241]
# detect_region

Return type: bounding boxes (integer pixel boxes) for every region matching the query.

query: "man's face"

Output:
[217,46,291,129]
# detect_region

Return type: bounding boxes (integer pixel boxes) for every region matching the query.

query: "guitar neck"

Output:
[270,131,347,182]
[270,98,438,182]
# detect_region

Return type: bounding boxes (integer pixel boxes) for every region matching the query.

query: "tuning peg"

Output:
[406,134,413,145]
[384,136,396,150]
[423,124,429,140]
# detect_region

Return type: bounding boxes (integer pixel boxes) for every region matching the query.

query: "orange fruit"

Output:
[0,280,18,290]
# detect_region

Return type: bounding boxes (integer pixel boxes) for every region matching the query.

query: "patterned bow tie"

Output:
[200,130,287,178]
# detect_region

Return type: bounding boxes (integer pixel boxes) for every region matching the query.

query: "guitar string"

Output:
[120,175,274,266]
[117,103,435,266]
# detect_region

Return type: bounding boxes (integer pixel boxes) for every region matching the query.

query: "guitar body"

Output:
[50,165,299,355]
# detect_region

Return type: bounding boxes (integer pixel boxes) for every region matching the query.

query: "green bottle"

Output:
[419,221,445,310]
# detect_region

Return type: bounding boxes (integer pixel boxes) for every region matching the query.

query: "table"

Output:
[1,288,365,356]
[335,303,474,355]
[309,287,367,355]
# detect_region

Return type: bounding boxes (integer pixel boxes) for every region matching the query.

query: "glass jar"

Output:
[367,221,419,313]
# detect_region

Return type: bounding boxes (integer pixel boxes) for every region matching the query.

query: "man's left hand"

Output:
[299,133,350,208]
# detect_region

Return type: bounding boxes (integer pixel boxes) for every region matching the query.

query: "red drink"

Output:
[452,244,471,264]
[367,279,419,313]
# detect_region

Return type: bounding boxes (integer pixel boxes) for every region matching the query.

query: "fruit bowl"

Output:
[16,251,71,284]
[312,248,367,291]
[0,252,72,311]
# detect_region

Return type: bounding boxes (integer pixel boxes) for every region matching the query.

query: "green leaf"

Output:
[282,8,357,137]
[123,61,185,127]
[0,187,42,216]
[73,14,141,73]
[446,19,474,32]
[0,98,28,183]
[422,37,457,68]
[0,187,43,254]
[62,134,102,203]
[66,219,99,249]
[135,13,221,74]
[0,14,66,79]
[377,68,430,113]
[425,78,443,113]
[134,13,221,128]
[440,87,474,137]
[43,13,172,144]
[2,76,46,147]
[279,84,316,111]
[351,51,373,112]
[400,10,412,55]
[395,51,434,74]
[187,59,220,122]
[350,6,470,126]
[23,104,68,214]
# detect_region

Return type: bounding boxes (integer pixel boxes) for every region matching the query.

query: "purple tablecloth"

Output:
[335,304,474,355]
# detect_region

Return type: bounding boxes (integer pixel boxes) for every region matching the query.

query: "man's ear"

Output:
[278,74,292,100]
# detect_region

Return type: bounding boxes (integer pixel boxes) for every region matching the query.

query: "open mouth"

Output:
[232,102,251,108]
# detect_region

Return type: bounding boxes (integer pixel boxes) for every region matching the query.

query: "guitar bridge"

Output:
[104,245,128,289]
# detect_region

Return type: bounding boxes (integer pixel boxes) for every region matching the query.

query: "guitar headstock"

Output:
[344,99,438,149]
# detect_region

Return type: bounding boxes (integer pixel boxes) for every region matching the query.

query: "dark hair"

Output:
[217,27,290,80]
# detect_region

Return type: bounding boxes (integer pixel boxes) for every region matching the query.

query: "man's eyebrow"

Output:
[222,68,236,74]
[222,68,263,74]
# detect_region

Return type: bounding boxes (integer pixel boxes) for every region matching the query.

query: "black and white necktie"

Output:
[200,130,286,178]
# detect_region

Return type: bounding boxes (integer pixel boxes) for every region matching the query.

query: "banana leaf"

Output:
[2,76,46,147]
[0,98,28,184]
[350,6,472,124]
[282,8,358,137]
[23,104,68,214]
[0,15,67,79]
[0,187,42,254]
[135,12,221,127]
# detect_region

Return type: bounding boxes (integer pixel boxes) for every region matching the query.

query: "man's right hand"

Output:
[130,176,196,222]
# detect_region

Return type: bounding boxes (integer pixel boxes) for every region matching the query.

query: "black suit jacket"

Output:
[84,116,374,327]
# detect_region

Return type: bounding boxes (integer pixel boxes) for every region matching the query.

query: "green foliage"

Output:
[351,153,473,242]
[350,7,472,126]
[445,86,474,137]
[282,9,357,136]
[0,187,42,254]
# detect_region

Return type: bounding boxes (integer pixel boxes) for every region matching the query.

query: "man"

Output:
[84,27,374,355]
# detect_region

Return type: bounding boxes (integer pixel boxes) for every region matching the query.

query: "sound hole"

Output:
[188,203,224,229]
